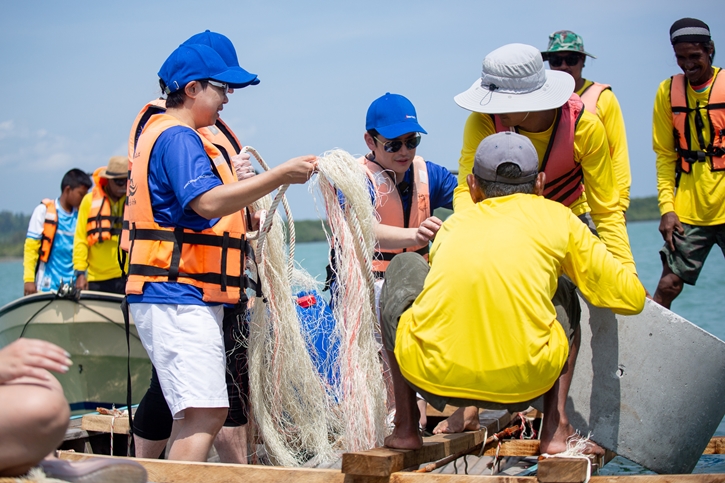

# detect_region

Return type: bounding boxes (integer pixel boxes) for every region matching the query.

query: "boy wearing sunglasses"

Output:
[361,93,457,277]
[542,30,631,213]
[73,156,128,294]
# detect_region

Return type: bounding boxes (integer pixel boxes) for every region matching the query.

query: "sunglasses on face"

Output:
[207,79,230,94]
[548,53,583,67]
[111,178,128,187]
[374,133,422,153]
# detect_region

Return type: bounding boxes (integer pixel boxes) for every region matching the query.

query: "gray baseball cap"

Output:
[473,132,538,184]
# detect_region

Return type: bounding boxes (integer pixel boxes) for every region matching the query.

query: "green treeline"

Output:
[0,196,662,257]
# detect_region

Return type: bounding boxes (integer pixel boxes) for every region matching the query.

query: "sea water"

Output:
[1,219,723,472]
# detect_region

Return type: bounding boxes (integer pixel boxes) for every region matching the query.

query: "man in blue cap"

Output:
[124,40,316,462]
[128,31,261,464]
[360,93,457,276]
[357,93,457,429]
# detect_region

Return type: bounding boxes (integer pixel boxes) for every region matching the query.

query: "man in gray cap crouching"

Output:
[380,132,645,455]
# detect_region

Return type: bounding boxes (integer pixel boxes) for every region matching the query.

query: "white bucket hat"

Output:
[454,43,574,114]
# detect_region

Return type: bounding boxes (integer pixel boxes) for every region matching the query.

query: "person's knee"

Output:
[657,272,684,296]
[183,407,227,432]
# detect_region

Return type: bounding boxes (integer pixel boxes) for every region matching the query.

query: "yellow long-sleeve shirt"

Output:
[454,110,636,273]
[73,191,125,282]
[578,80,632,211]
[653,68,725,225]
[23,238,42,283]
[395,194,645,403]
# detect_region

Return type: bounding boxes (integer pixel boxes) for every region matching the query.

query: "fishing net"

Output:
[245,148,387,466]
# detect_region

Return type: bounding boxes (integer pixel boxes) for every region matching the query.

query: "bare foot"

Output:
[540,424,604,456]
[432,406,480,434]
[384,425,423,450]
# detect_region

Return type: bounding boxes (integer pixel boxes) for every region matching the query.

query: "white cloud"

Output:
[0,120,79,171]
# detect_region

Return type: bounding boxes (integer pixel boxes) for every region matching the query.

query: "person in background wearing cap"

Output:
[380,132,645,454]
[542,30,632,213]
[125,41,316,462]
[23,169,92,295]
[128,30,260,464]
[73,156,128,294]
[356,92,457,429]
[437,42,636,435]
[653,18,724,309]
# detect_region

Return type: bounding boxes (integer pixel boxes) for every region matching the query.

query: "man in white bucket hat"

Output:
[453,43,634,274]
[433,43,637,435]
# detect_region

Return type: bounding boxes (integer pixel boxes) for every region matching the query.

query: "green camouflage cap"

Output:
[541,30,596,58]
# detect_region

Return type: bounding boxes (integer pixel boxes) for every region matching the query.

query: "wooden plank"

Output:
[80,413,130,434]
[11,453,725,483]
[482,439,540,457]
[342,430,488,477]
[704,437,725,455]
[538,458,590,483]
[58,451,345,483]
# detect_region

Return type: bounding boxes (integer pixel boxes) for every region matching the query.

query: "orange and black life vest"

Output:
[87,167,123,247]
[360,155,430,273]
[38,198,57,263]
[121,100,247,253]
[123,114,248,304]
[493,94,585,207]
[579,81,611,115]
[670,71,725,176]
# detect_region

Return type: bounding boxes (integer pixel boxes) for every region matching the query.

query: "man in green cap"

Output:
[541,30,632,213]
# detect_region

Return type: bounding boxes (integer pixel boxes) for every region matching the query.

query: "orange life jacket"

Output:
[493,94,585,206]
[670,71,725,175]
[124,114,247,304]
[579,81,611,115]
[360,155,430,273]
[86,167,123,247]
[38,199,57,263]
[121,100,245,258]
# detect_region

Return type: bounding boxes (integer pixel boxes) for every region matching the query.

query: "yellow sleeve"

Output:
[562,209,645,315]
[597,89,632,211]
[652,78,677,216]
[454,113,496,211]
[575,112,636,273]
[73,193,92,272]
[23,238,41,283]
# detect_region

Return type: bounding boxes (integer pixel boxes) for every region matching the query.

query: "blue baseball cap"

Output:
[158,44,259,93]
[182,30,260,86]
[366,93,427,139]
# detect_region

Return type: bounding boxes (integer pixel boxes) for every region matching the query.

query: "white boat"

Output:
[0,289,151,414]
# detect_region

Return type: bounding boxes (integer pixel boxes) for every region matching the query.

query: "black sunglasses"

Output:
[110,178,128,187]
[548,53,583,67]
[374,133,422,153]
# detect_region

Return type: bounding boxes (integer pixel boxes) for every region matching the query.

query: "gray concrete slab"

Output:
[553,297,725,474]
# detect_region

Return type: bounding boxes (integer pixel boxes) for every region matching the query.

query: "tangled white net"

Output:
[245,148,387,466]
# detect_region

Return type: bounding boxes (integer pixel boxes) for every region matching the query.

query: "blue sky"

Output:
[1,1,722,220]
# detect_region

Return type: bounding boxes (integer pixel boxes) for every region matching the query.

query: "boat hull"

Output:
[0,291,151,413]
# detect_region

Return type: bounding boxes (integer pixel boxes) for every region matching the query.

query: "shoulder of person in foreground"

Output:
[561,206,645,315]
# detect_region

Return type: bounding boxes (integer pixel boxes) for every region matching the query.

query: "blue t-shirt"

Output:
[127,125,222,305]
[27,199,78,292]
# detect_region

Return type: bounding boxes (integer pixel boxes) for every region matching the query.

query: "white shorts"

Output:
[130,303,228,419]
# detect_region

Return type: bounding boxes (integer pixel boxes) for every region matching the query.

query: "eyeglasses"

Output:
[207,79,230,94]
[373,133,422,153]
[547,53,583,68]
[110,178,128,187]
